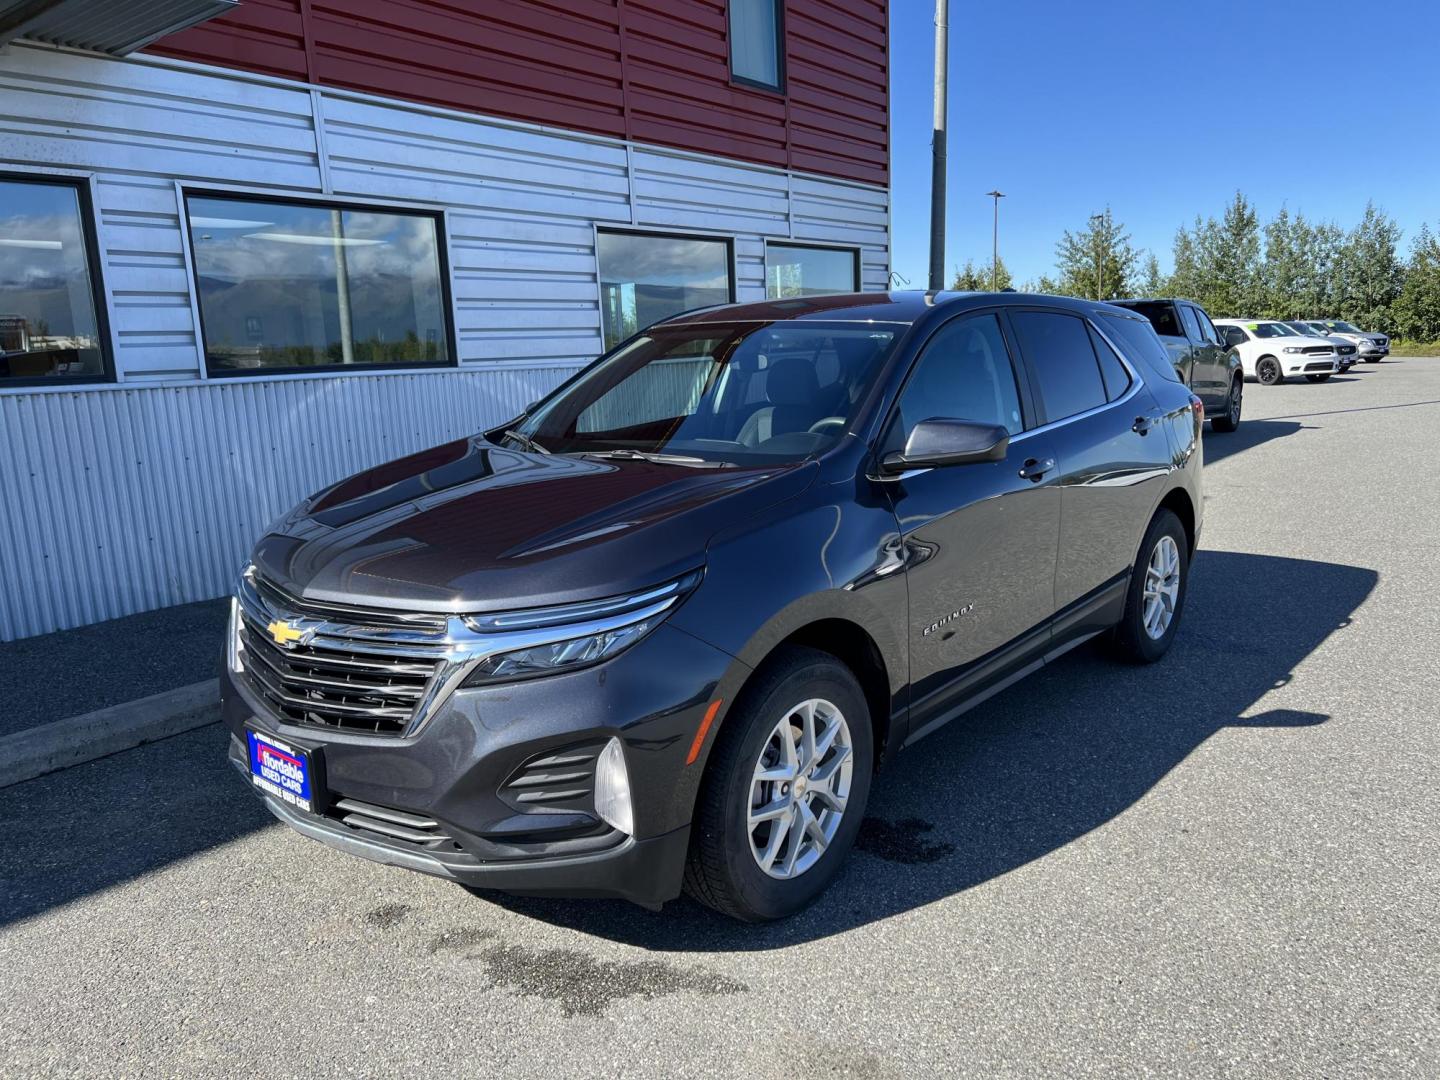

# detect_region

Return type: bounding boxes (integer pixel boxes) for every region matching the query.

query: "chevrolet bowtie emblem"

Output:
[267,619,306,648]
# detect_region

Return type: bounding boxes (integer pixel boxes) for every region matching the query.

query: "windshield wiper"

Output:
[501,429,550,455]
[580,449,729,468]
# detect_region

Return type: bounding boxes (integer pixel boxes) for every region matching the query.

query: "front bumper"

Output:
[221,622,744,907]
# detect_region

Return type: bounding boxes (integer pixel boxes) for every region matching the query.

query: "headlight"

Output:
[460,570,701,686]
[1283,346,1303,354]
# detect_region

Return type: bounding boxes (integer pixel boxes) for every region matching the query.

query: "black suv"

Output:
[1111,298,1243,433]
[223,292,1203,921]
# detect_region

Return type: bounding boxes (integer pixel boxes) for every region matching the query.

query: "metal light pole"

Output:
[1089,212,1105,300]
[986,190,1005,290]
[928,0,949,291]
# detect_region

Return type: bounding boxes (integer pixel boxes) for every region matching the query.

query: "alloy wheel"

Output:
[1228,380,1242,424]
[1142,535,1181,640]
[747,698,854,880]
[1257,358,1280,385]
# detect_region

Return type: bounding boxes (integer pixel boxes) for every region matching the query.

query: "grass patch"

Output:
[1388,341,1440,356]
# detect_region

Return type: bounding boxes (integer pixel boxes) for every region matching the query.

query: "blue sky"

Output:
[887,0,1440,287]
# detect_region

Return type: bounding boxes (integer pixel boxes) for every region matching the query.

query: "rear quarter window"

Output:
[1098,312,1180,384]
[1119,300,1183,338]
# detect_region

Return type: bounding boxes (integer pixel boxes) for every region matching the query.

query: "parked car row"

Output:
[1112,297,1393,433]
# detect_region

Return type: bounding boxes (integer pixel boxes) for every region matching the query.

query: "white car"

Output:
[1304,319,1390,362]
[1213,319,1340,385]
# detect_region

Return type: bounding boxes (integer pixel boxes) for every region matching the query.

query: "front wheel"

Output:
[1256,356,1283,385]
[684,647,873,921]
[1112,509,1189,664]
[1209,376,1242,433]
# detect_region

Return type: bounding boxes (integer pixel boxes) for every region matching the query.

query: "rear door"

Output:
[1185,305,1229,408]
[881,310,1060,738]
[1009,308,1175,638]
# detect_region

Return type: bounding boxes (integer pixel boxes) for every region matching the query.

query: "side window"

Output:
[1221,326,1248,348]
[1192,306,1220,344]
[896,313,1024,437]
[1010,310,1108,422]
[1177,304,1203,343]
[1088,325,1132,401]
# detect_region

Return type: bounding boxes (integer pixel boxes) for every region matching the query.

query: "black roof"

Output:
[661,290,1147,328]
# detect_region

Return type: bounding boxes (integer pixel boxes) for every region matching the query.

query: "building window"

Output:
[185,194,452,375]
[0,175,110,385]
[729,0,785,91]
[766,244,860,298]
[596,230,733,351]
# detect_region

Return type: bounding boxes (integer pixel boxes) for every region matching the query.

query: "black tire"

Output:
[1112,509,1189,664]
[1305,373,1331,383]
[684,647,873,922]
[1209,376,1242,433]
[1256,356,1283,385]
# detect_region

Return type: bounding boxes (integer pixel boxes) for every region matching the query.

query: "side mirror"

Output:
[880,418,1009,474]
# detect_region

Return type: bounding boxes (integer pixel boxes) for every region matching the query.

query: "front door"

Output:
[1008,309,1177,619]
[881,311,1061,737]
[1185,304,1229,408]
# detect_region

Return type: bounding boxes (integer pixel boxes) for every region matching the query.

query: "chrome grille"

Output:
[235,572,448,736]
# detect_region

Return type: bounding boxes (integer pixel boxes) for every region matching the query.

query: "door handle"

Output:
[1018,457,1054,482]
[1132,415,1154,435]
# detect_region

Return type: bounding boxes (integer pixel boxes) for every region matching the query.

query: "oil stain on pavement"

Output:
[855,816,956,864]
[472,943,747,1017]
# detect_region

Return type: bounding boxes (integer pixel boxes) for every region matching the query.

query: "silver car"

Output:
[1286,322,1358,370]
[1305,320,1389,362]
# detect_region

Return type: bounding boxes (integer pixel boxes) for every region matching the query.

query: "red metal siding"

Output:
[148,0,889,186]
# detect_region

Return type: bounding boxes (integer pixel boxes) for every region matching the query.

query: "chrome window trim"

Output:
[234,567,697,737]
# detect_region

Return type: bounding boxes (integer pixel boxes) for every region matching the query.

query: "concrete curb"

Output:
[0,679,219,788]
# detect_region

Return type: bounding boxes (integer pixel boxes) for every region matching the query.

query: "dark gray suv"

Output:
[222,291,1204,921]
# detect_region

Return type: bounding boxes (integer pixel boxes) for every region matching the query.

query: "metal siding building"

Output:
[0,0,891,641]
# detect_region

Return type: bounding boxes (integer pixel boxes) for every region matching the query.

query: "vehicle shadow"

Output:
[492,550,1376,951]
[1204,418,1309,467]
[0,723,273,929]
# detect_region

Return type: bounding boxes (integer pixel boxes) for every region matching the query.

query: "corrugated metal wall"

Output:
[148,0,891,188]
[0,369,575,640]
[0,42,889,640]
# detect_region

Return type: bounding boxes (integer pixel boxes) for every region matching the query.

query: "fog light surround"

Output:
[594,737,634,835]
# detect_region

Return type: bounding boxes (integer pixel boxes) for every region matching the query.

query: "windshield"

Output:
[1249,322,1295,338]
[511,321,900,464]
[1326,320,1362,333]
[1285,322,1321,336]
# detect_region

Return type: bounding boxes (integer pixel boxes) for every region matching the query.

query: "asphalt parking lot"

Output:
[2,358,1437,1079]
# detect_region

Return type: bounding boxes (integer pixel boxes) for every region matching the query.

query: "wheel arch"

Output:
[1156,486,1196,555]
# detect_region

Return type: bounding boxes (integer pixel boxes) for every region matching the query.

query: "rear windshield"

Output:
[1098,312,1180,384]
[1116,300,1183,338]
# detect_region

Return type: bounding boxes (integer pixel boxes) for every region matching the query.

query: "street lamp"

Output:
[986,190,1005,290]
[1089,212,1105,300]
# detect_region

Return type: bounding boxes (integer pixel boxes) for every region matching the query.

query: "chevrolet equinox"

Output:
[224,291,1203,922]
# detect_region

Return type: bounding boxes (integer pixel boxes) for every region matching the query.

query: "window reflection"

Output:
[597,231,732,351]
[766,244,859,298]
[0,177,106,382]
[188,196,450,373]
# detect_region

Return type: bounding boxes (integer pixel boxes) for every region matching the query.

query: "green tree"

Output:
[1339,201,1404,332]
[1393,223,1440,342]
[1168,225,1201,301]
[950,256,1012,291]
[1137,251,1166,297]
[1191,191,1263,317]
[1055,207,1137,300]
[1261,207,1310,319]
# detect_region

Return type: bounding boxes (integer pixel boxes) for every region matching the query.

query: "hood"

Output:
[251,437,816,613]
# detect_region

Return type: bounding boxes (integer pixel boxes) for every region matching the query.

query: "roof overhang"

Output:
[0,0,238,57]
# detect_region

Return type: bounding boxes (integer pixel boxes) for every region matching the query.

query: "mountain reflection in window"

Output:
[187,196,451,374]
